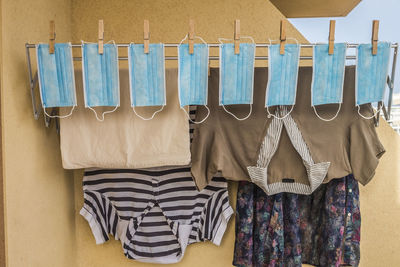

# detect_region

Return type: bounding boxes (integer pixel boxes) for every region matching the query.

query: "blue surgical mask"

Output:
[82,42,120,121]
[219,41,255,120]
[356,42,391,119]
[128,43,166,120]
[178,38,209,123]
[36,43,77,118]
[311,43,347,121]
[266,43,300,118]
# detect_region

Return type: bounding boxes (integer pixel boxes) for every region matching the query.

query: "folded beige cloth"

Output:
[60,68,190,169]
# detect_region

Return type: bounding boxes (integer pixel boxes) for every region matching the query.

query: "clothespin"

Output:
[49,20,55,54]
[280,20,286,55]
[144,20,150,54]
[328,20,336,55]
[189,19,195,54]
[372,20,379,55]
[234,19,240,54]
[98,20,104,54]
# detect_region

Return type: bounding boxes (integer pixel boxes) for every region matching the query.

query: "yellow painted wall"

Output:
[1,0,400,266]
[1,0,76,266]
[359,121,400,266]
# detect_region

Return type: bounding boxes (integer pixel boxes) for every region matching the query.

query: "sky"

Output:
[289,0,400,103]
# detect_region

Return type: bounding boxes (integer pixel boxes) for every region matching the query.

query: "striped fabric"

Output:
[80,106,233,264]
[248,106,330,195]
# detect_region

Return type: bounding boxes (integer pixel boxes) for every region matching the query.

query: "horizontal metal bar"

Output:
[70,55,358,61]
[24,42,397,62]
[25,42,400,49]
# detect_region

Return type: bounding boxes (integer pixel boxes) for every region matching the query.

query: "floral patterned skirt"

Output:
[233,174,360,267]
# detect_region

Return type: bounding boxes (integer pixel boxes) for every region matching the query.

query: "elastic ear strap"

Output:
[222,104,252,121]
[181,105,210,124]
[43,106,75,119]
[88,106,118,122]
[357,104,382,120]
[179,34,188,45]
[218,37,255,44]
[179,35,208,46]
[268,38,299,45]
[241,36,255,44]
[132,105,164,120]
[218,38,231,44]
[196,36,207,45]
[266,105,294,120]
[312,103,341,122]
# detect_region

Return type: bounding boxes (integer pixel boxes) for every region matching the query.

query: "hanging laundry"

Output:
[311,43,347,121]
[265,43,300,117]
[79,105,233,263]
[356,42,391,106]
[178,41,209,123]
[59,68,190,169]
[190,67,385,191]
[219,42,255,120]
[178,43,208,107]
[233,175,360,267]
[128,43,166,120]
[36,43,76,116]
[81,42,120,121]
[247,106,330,195]
[80,168,232,263]
[356,42,391,118]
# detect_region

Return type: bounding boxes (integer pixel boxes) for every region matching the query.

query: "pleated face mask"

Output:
[266,43,300,118]
[356,42,391,119]
[311,43,347,121]
[219,41,255,120]
[178,36,210,123]
[82,42,120,121]
[128,43,166,120]
[36,43,77,118]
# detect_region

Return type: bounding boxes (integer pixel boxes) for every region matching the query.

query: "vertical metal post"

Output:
[26,43,40,120]
[387,45,398,119]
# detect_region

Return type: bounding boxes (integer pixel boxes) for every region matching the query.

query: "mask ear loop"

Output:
[218,36,255,121]
[312,104,341,122]
[178,35,211,124]
[81,40,120,122]
[266,38,299,120]
[132,106,165,121]
[87,106,119,122]
[357,102,382,120]
[222,105,252,121]
[43,106,75,119]
[181,105,210,124]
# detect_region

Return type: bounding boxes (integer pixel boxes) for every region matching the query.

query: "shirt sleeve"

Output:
[349,118,385,185]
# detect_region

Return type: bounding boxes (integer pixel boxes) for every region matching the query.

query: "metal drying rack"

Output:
[25,42,399,128]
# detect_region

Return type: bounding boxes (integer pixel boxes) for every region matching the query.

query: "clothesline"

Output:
[25,42,399,61]
[24,42,399,128]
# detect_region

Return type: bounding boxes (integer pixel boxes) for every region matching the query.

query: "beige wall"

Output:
[1,0,400,266]
[360,121,400,266]
[1,0,76,266]
[0,0,5,265]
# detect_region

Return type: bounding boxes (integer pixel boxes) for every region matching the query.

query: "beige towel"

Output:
[60,68,190,169]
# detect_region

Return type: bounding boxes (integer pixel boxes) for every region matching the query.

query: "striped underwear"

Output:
[80,167,233,263]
